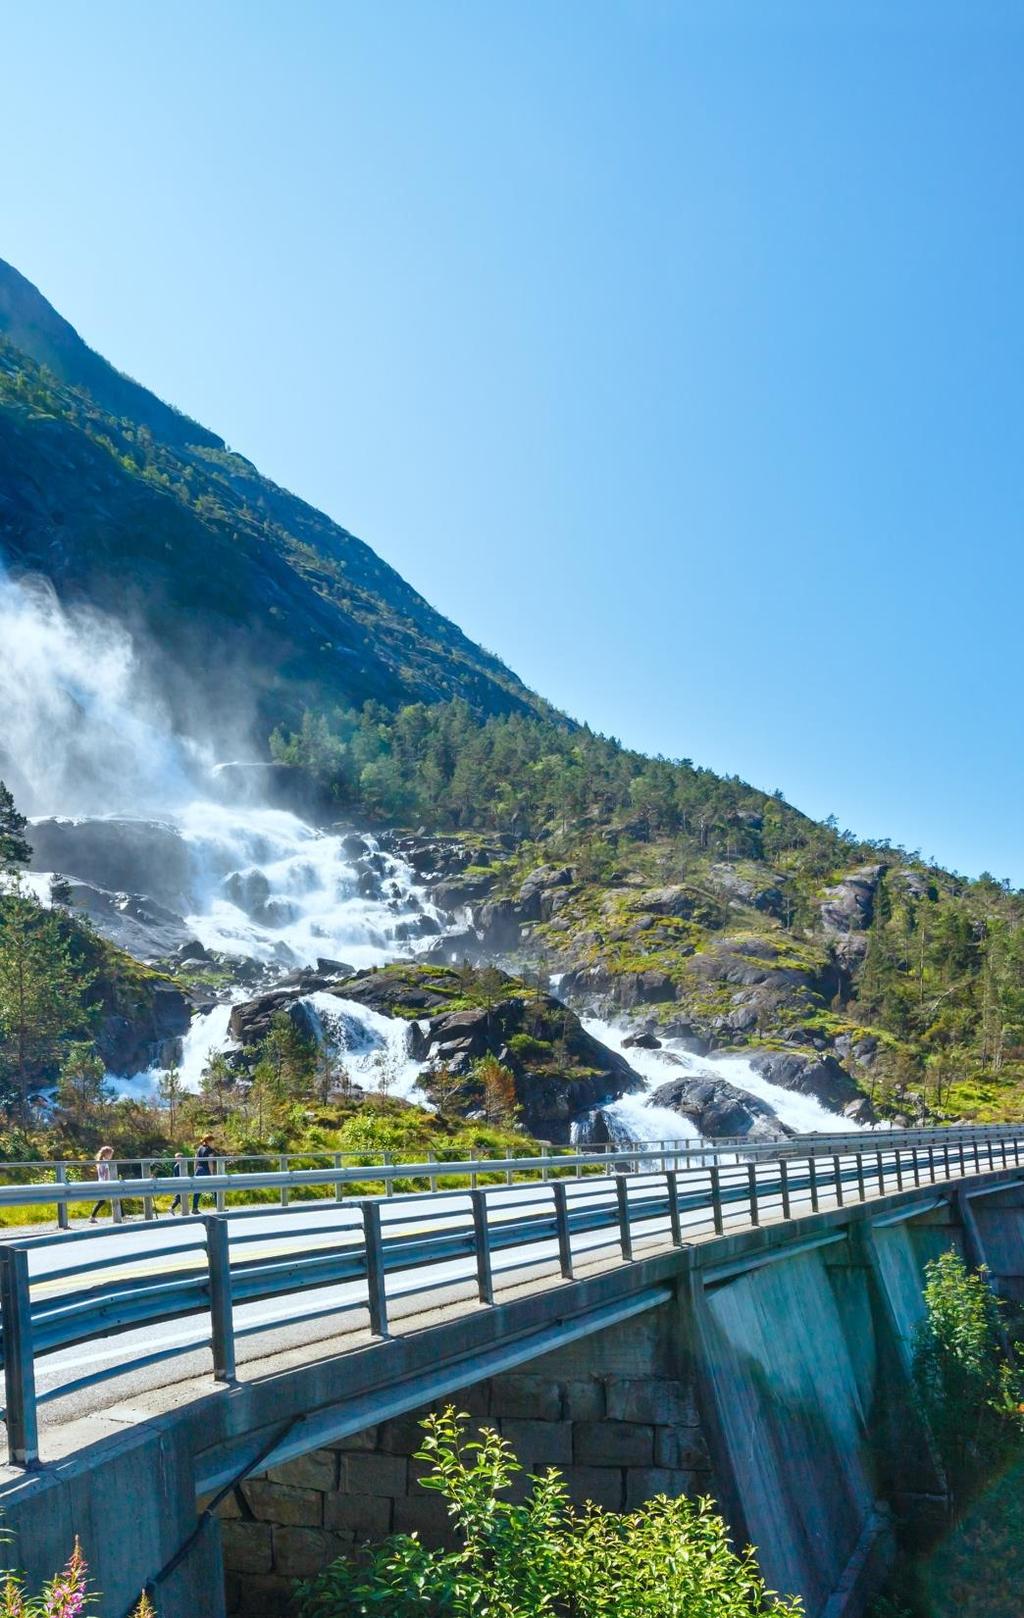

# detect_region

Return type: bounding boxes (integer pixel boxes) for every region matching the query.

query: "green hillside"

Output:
[0,259,542,732]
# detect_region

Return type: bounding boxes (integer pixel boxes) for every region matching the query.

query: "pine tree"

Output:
[0,781,31,877]
[0,896,88,1105]
[56,1042,109,1121]
[158,1063,185,1133]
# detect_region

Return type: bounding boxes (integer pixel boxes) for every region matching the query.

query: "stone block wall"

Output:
[219,1307,711,1617]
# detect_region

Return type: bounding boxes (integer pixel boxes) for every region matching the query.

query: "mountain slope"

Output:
[0,259,542,732]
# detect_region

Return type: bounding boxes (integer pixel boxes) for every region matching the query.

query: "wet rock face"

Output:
[94,981,193,1074]
[209,761,328,820]
[59,879,198,961]
[29,816,193,911]
[648,1075,791,1140]
[748,1049,873,1120]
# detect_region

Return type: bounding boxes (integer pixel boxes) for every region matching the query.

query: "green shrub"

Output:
[295,1407,800,1618]
[912,1249,1024,1499]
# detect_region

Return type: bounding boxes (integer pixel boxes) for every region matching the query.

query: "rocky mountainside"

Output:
[0,259,544,735]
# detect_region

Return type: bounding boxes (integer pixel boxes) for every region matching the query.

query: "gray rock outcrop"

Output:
[648,1075,791,1140]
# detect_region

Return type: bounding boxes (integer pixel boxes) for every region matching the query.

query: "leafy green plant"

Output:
[295,1407,800,1618]
[912,1249,1024,1499]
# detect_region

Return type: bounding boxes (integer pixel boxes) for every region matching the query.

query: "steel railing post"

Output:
[469,1188,494,1305]
[942,1143,950,1181]
[832,1154,844,1207]
[808,1156,819,1212]
[665,1169,682,1247]
[55,1162,69,1231]
[615,1175,633,1260]
[361,1201,389,1337]
[779,1158,791,1219]
[988,1139,996,1172]
[1001,1139,1009,1170]
[710,1164,724,1235]
[747,1163,760,1226]
[876,1150,885,1195]
[856,1152,866,1203]
[384,1151,395,1197]
[552,1181,574,1277]
[912,1148,921,1188]
[204,1216,235,1383]
[279,1155,290,1207]
[0,1246,38,1467]
[215,1158,227,1214]
[426,1151,438,1194]
[111,1161,123,1225]
[895,1150,904,1192]
[334,1153,345,1203]
[928,1146,936,1184]
[142,1159,155,1221]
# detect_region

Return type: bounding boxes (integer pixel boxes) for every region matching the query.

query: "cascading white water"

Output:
[303,992,427,1103]
[176,801,443,969]
[582,1016,867,1140]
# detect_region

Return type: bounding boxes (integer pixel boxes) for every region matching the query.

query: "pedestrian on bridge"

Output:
[169,1152,186,1214]
[191,1135,217,1214]
[88,1146,115,1223]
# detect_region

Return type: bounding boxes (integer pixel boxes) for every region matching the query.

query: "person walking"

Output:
[89,1145,116,1223]
[169,1152,186,1215]
[191,1135,217,1214]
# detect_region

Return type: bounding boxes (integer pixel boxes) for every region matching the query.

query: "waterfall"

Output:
[581,1016,867,1142]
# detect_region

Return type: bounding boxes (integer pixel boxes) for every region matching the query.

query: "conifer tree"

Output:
[0,780,31,877]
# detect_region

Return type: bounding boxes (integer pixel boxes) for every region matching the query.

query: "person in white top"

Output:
[89,1145,116,1223]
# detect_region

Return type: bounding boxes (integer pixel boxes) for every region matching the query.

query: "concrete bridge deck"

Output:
[1,1129,1023,1617]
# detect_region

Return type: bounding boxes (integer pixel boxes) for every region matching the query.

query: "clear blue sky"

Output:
[3,2,1022,882]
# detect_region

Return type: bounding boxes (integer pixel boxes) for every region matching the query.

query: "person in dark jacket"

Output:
[191,1135,218,1215]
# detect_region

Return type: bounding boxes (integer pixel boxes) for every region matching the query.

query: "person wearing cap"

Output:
[191,1135,217,1214]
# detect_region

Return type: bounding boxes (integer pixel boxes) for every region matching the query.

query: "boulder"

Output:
[648,1076,791,1140]
[623,1032,662,1050]
[748,1049,874,1119]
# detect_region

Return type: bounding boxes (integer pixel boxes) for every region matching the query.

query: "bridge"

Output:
[2,1124,1024,1618]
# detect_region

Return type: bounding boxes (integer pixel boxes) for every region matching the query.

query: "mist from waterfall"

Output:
[0,568,205,816]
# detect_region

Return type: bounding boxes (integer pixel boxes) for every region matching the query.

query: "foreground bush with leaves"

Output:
[912,1248,1024,1500]
[295,1408,800,1618]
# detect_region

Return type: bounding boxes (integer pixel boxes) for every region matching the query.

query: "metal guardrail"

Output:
[0,1121,1020,1228]
[0,1125,1023,1467]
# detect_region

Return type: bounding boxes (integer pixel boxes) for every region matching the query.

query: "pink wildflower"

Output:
[0,1576,26,1618]
[43,1538,88,1618]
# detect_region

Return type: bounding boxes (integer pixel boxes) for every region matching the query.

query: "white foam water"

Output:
[582,1016,867,1141]
[303,992,427,1103]
[177,801,443,970]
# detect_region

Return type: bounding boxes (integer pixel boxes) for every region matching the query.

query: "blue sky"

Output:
[3,2,1022,881]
